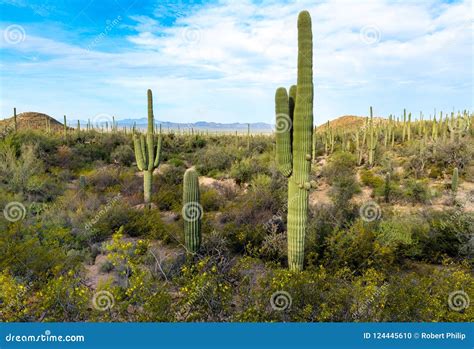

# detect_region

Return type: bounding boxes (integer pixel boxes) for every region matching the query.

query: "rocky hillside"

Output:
[316,115,387,133]
[0,112,66,132]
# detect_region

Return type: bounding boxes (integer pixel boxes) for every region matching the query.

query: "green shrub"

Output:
[194,144,238,176]
[175,257,232,321]
[123,209,169,239]
[111,144,135,166]
[230,156,270,185]
[404,179,430,204]
[420,210,473,262]
[88,167,122,192]
[323,220,396,273]
[360,169,384,188]
[201,187,224,211]
[99,260,115,273]
[323,151,357,185]
[0,144,44,194]
[376,216,429,259]
[167,157,185,167]
[154,185,182,211]
[257,232,287,263]
[323,152,359,221]
[382,263,473,321]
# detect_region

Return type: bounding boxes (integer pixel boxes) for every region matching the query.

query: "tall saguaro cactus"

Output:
[133,89,162,205]
[275,10,313,271]
[183,168,202,253]
[368,107,376,166]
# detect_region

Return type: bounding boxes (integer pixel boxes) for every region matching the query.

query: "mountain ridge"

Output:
[1,112,385,132]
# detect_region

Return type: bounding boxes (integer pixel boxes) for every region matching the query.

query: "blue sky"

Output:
[0,0,472,124]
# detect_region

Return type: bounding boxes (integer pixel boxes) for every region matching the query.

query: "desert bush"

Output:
[305,205,339,263]
[154,185,182,211]
[87,166,122,192]
[123,209,169,239]
[233,264,354,322]
[404,179,430,204]
[360,169,384,188]
[323,152,359,221]
[382,262,473,322]
[98,230,173,322]
[432,139,473,171]
[167,157,185,167]
[201,187,225,211]
[230,151,273,185]
[88,202,134,242]
[156,164,185,186]
[376,215,429,259]
[0,144,44,194]
[231,157,263,185]
[186,135,207,149]
[256,231,287,263]
[323,151,356,184]
[194,144,238,176]
[419,210,474,262]
[322,220,395,273]
[0,270,35,321]
[35,271,91,321]
[174,256,232,321]
[111,144,135,166]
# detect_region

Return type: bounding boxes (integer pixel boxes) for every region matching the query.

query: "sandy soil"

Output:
[84,254,116,290]
[199,176,239,195]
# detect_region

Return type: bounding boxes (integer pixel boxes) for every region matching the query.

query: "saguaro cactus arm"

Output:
[154,133,162,167]
[275,87,292,177]
[133,133,145,171]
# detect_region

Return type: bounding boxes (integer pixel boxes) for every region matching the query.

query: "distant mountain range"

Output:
[114,118,274,131]
[2,112,383,133]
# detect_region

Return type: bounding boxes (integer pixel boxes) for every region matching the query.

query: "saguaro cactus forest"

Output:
[1,0,473,330]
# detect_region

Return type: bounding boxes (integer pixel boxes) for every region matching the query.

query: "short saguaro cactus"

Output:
[182,168,202,253]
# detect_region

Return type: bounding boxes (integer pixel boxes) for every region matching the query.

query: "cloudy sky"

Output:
[0,0,472,125]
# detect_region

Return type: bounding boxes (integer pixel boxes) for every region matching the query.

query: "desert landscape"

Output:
[0,3,472,327]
